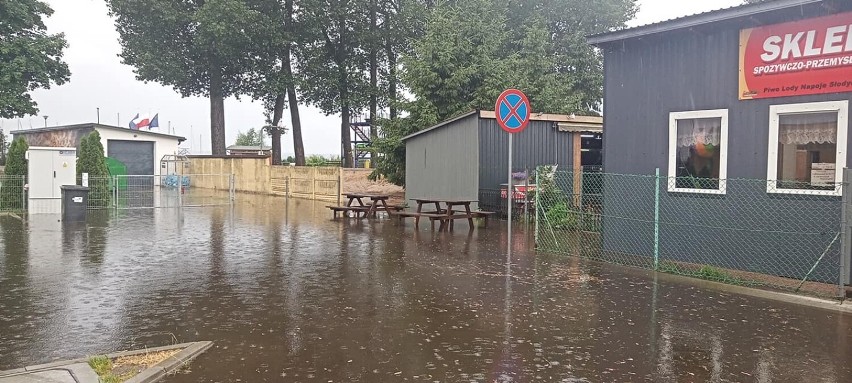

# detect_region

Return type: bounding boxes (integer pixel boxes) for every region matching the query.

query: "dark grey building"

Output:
[403,110,602,212]
[589,0,852,284]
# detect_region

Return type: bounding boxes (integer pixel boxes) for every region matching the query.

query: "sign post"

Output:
[495,89,531,247]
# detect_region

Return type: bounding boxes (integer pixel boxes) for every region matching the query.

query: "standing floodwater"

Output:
[1,196,850,382]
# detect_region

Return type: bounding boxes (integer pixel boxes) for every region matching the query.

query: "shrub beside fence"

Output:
[534,167,848,298]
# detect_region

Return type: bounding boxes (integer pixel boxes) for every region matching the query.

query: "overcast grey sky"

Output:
[1,0,741,156]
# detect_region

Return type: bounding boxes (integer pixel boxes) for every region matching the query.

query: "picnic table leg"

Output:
[377,198,389,218]
[464,202,474,229]
[415,202,423,229]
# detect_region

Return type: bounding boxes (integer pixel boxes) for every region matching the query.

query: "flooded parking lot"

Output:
[1,195,851,382]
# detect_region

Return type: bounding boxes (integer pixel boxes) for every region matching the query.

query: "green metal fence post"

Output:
[654,168,661,270]
[534,168,540,248]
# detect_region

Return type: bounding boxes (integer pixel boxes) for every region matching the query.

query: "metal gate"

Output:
[86,174,235,209]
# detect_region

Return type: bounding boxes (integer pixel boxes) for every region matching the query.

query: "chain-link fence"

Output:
[85,174,234,209]
[0,175,27,213]
[534,166,847,298]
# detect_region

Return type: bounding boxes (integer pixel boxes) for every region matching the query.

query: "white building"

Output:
[12,123,186,177]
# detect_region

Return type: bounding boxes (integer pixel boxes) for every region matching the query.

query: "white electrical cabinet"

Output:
[27,147,77,214]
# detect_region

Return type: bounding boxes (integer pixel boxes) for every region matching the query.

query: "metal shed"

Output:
[403,110,603,213]
[589,0,852,284]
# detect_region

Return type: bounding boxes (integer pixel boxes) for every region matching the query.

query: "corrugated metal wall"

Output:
[478,118,573,212]
[405,114,480,204]
[599,4,852,283]
[602,5,852,176]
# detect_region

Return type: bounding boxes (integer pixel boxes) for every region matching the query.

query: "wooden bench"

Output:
[393,209,496,230]
[471,210,496,227]
[386,205,405,212]
[327,205,370,219]
[391,211,448,229]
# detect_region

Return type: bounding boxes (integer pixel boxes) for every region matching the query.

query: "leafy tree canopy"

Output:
[0,0,70,119]
[372,0,637,185]
[106,0,265,155]
[234,128,266,147]
[106,0,260,98]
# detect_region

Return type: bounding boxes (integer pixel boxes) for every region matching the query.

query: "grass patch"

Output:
[654,261,762,287]
[87,356,135,383]
[88,355,112,376]
[88,349,181,383]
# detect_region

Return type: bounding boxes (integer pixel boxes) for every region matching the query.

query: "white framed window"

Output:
[767,101,849,196]
[668,109,729,194]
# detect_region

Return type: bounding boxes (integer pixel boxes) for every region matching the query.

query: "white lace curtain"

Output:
[676,118,721,147]
[779,112,837,145]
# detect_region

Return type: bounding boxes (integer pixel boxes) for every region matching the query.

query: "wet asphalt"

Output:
[0,195,850,382]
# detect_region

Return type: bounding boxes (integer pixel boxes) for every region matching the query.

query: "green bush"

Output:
[77,131,111,207]
[306,154,327,167]
[545,202,578,230]
[0,137,27,210]
[305,154,342,167]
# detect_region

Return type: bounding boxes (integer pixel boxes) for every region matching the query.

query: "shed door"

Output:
[107,140,155,175]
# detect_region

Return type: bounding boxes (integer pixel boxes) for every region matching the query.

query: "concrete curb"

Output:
[0,341,213,383]
[0,369,25,378]
[653,271,852,314]
[125,341,213,383]
[593,259,852,314]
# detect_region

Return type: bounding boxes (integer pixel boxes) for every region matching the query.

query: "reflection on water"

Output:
[0,196,850,382]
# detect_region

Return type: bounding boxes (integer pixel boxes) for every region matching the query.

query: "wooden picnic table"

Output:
[328,193,400,218]
[407,198,481,231]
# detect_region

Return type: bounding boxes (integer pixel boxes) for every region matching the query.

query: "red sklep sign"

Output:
[739,12,852,100]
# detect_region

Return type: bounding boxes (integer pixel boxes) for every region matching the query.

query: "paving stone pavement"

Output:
[0,363,98,383]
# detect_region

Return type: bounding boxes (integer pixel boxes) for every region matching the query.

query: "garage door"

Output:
[107,140,154,175]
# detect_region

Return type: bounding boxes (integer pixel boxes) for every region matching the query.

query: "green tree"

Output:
[306,154,329,167]
[106,0,262,156]
[372,0,636,185]
[247,0,306,166]
[0,130,7,166]
[0,137,28,210]
[75,134,88,178]
[4,137,27,177]
[297,0,371,168]
[77,132,111,207]
[234,128,265,147]
[0,0,70,119]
